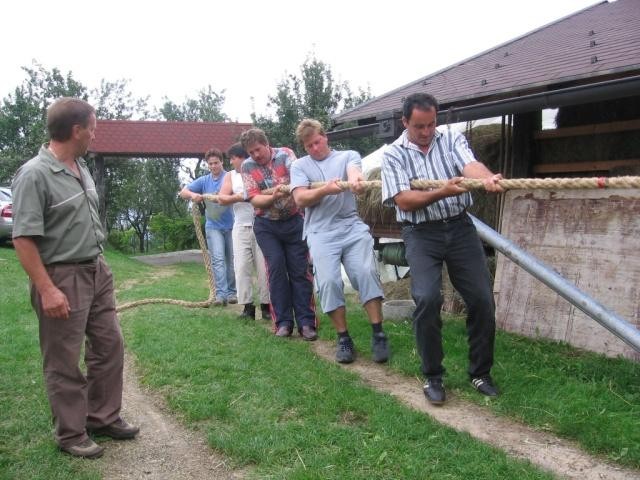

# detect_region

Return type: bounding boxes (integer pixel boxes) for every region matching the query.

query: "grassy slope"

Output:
[1,246,638,479]
[0,245,100,480]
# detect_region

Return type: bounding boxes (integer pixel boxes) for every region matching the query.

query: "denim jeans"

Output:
[205,227,236,300]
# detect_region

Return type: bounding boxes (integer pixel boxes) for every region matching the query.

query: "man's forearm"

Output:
[292,187,326,208]
[13,237,56,294]
[250,193,277,209]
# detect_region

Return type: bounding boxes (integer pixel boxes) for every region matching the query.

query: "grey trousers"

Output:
[32,256,124,448]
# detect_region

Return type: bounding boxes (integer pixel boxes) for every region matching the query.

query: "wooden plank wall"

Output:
[494,189,640,361]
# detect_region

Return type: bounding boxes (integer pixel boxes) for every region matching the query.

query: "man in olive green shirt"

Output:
[12,98,138,459]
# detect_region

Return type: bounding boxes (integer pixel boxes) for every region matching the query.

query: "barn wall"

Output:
[494,189,640,360]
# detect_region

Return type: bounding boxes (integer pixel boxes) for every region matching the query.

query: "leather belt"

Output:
[403,211,467,226]
[49,257,98,266]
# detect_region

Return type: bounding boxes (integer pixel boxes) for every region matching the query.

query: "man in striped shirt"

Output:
[381,93,503,405]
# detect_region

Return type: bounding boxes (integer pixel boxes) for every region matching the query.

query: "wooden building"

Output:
[331,0,640,359]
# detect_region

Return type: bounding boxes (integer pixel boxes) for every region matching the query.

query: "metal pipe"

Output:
[469,213,640,353]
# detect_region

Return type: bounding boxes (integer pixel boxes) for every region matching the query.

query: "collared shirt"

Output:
[381,128,476,223]
[11,145,104,264]
[290,149,362,238]
[187,171,234,230]
[241,147,300,221]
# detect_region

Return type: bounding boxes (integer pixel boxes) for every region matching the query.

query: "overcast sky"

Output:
[2,0,599,122]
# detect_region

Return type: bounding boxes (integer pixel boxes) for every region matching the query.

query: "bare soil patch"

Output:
[98,353,244,480]
[116,267,177,294]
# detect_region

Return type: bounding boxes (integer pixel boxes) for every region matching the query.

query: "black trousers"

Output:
[401,214,495,379]
[253,214,317,331]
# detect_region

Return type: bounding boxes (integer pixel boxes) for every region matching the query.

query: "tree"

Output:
[91,79,151,120]
[0,62,87,183]
[159,86,229,122]
[252,54,377,155]
[107,158,183,252]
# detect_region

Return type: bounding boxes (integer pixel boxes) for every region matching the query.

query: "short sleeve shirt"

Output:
[290,150,362,237]
[381,128,476,223]
[11,145,104,264]
[241,147,300,221]
[187,171,234,230]
[230,170,254,227]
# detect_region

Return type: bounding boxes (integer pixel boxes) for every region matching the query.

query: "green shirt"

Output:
[11,145,104,264]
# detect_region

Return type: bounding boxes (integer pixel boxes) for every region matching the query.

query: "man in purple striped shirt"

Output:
[381,92,503,406]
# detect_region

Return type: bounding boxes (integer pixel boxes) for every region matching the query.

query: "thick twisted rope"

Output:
[201,176,640,200]
[117,175,639,312]
[116,204,216,312]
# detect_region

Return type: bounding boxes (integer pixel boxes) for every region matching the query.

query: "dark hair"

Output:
[402,93,439,120]
[204,148,223,161]
[227,142,247,159]
[239,128,269,150]
[47,98,95,141]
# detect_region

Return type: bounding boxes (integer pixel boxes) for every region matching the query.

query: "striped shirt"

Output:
[381,128,476,223]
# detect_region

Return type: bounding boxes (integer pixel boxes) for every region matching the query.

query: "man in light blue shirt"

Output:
[180,148,236,305]
[291,119,389,364]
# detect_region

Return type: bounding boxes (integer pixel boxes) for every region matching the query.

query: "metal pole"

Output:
[469,213,640,353]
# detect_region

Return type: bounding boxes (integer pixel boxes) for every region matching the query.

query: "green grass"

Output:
[354,315,640,467]
[122,304,551,479]
[0,245,101,480]
[1,245,639,479]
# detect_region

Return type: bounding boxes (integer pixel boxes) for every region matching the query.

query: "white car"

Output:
[0,187,13,243]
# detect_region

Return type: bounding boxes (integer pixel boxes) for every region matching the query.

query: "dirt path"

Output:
[109,255,639,479]
[311,340,640,480]
[99,353,244,480]
[102,327,639,480]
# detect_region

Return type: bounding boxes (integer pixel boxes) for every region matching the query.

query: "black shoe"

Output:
[471,375,499,397]
[371,332,389,363]
[423,377,446,405]
[260,303,271,320]
[238,304,256,320]
[275,325,293,337]
[300,325,318,341]
[88,418,139,440]
[336,336,355,363]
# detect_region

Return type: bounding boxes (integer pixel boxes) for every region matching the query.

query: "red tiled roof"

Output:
[89,120,252,157]
[334,0,640,123]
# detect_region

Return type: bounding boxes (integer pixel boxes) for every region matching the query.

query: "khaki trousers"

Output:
[232,224,270,305]
[32,256,124,448]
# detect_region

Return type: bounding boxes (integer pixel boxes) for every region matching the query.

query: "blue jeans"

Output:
[206,227,236,300]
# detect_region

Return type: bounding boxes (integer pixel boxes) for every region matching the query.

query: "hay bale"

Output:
[357,167,398,229]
